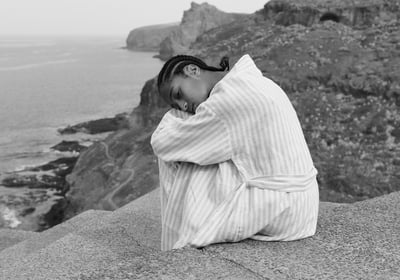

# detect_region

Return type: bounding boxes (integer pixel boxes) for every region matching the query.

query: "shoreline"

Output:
[0,113,129,232]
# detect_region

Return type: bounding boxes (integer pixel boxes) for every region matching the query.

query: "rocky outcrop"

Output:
[3,1,397,275]
[261,0,400,27]
[65,0,400,219]
[191,1,400,202]
[0,153,80,231]
[58,112,130,135]
[64,78,169,217]
[157,2,248,60]
[126,23,179,51]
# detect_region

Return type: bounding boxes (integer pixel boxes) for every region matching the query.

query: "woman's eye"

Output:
[176,90,181,99]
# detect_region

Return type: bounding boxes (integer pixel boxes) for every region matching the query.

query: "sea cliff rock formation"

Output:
[64,78,169,217]
[157,2,248,60]
[1,1,399,277]
[126,23,179,51]
[65,0,399,218]
[262,0,400,27]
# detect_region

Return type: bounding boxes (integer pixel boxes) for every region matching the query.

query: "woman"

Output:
[151,54,319,251]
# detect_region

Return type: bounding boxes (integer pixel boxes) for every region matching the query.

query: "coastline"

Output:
[0,35,163,232]
[0,113,129,232]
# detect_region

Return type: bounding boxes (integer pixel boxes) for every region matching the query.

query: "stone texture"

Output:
[205,191,400,279]
[157,2,248,60]
[0,229,38,251]
[64,77,169,218]
[0,189,263,280]
[191,6,400,203]
[261,0,400,27]
[0,189,399,279]
[0,233,263,280]
[0,210,111,269]
[66,0,400,231]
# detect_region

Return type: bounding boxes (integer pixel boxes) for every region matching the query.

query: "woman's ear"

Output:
[183,64,201,78]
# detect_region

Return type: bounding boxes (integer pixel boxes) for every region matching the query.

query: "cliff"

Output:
[262,0,400,27]
[1,1,399,277]
[190,0,400,202]
[64,78,169,218]
[157,2,249,60]
[126,23,179,51]
[63,0,400,217]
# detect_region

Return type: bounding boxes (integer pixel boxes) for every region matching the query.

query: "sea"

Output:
[0,35,163,178]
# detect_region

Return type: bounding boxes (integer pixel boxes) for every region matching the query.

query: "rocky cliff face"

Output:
[126,23,179,51]
[65,0,400,218]
[157,2,248,60]
[261,0,400,27]
[64,79,169,217]
[191,0,400,202]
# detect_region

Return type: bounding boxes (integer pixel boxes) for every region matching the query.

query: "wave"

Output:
[0,59,77,71]
[0,205,21,228]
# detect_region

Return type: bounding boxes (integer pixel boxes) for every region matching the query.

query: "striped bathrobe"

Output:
[151,54,319,251]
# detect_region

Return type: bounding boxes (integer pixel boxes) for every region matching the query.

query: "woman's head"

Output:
[157,55,229,114]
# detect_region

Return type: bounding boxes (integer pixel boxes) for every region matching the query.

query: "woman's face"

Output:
[160,65,210,114]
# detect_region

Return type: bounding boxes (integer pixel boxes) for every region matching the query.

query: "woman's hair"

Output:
[157,55,229,90]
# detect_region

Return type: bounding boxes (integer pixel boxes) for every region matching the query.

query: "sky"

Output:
[0,0,269,37]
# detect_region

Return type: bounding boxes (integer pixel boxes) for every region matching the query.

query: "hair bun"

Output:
[219,56,230,71]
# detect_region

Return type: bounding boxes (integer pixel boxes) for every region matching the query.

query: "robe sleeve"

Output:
[150,106,232,165]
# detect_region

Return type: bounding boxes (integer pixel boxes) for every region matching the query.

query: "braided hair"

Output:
[157,55,230,90]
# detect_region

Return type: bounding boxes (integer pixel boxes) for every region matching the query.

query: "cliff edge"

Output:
[65,0,400,218]
[1,189,399,279]
[126,23,179,52]
[157,2,249,60]
[1,1,399,278]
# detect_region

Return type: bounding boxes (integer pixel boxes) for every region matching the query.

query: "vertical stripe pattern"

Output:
[151,54,319,251]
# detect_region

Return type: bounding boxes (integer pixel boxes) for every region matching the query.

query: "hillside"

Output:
[1,0,399,278]
[66,0,399,217]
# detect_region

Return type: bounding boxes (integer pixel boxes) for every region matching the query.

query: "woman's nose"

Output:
[176,100,188,111]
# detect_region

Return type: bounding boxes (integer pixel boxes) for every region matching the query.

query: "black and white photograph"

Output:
[0,0,399,279]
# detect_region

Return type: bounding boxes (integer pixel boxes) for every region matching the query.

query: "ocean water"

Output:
[0,36,163,177]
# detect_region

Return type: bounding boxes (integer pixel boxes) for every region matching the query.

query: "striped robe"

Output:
[151,54,319,251]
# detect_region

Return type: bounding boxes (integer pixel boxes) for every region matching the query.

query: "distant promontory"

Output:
[126,2,248,60]
[126,23,179,52]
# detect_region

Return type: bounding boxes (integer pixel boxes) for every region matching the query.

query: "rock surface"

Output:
[64,78,168,217]
[58,112,130,135]
[126,23,180,51]
[2,0,398,277]
[157,2,248,60]
[262,0,400,27]
[0,155,79,231]
[190,0,400,202]
[63,0,400,218]
[0,188,399,279]
[0,229,38,251]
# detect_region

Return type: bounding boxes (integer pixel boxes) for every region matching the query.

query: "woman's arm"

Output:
[150,106,232,165]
